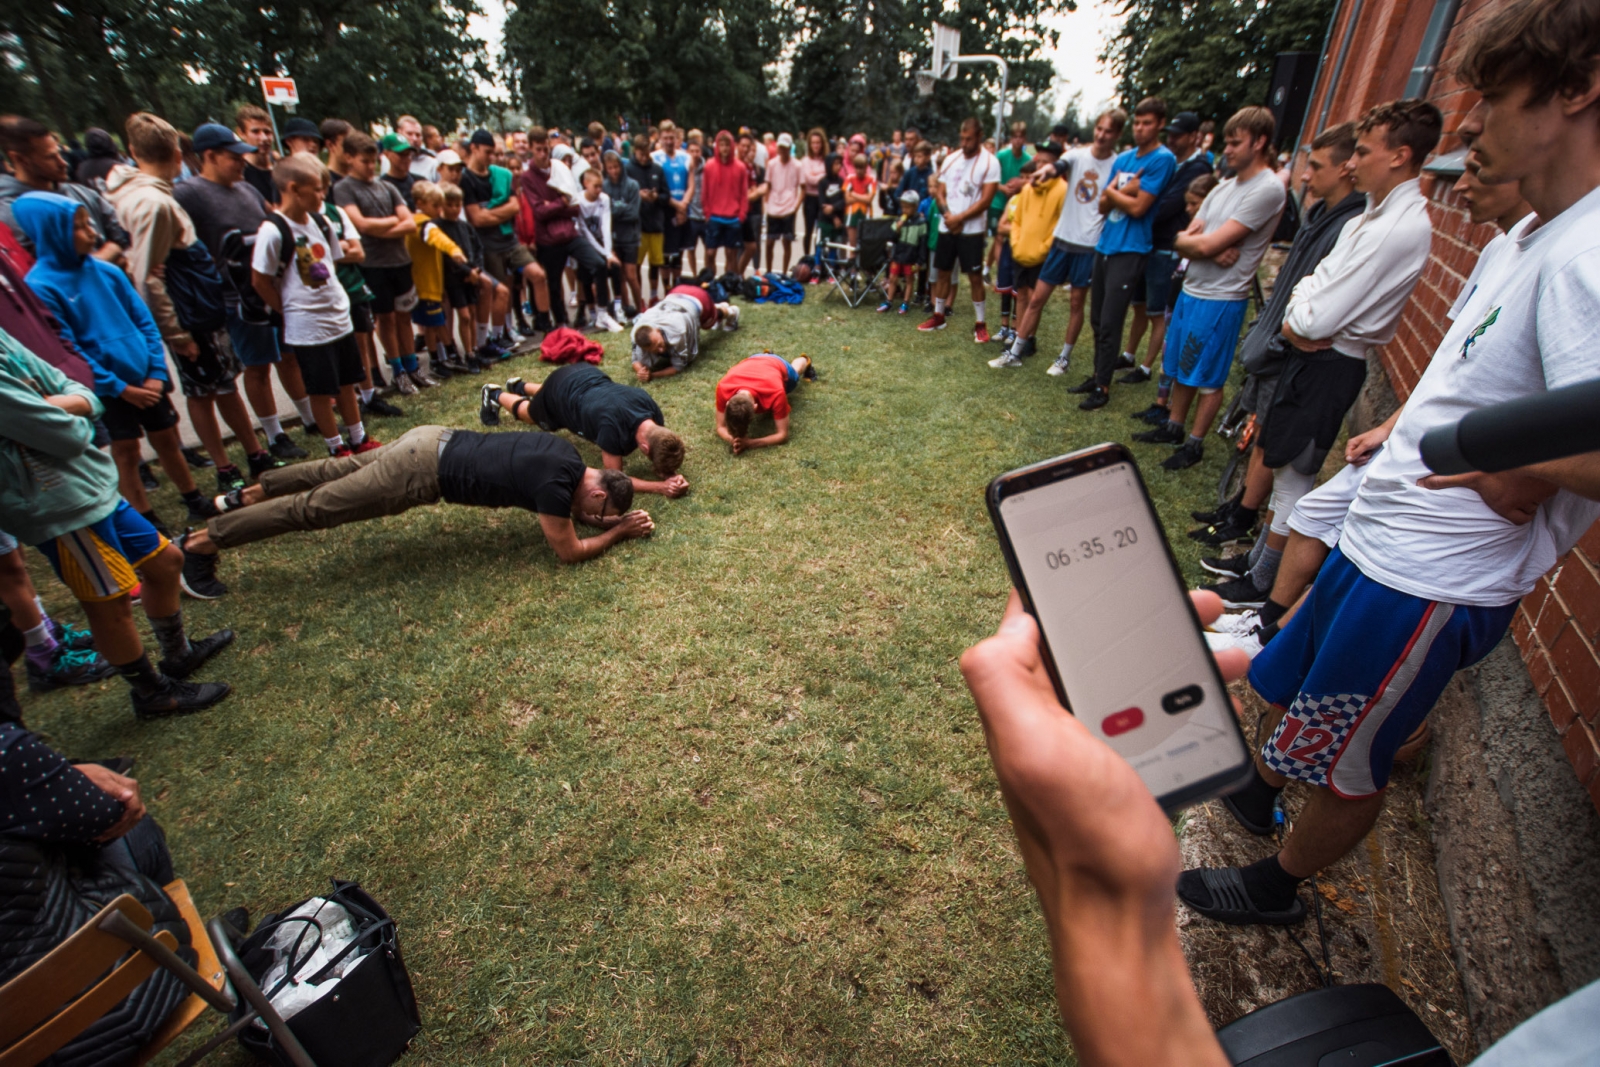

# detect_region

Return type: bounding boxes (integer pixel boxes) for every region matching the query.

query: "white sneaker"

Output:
[988,352,1024,369]
[593,309,624,333]
[1209,610,1262,637]
[1206,628,1265,659]
[1045,354,1071,377]
[611,301,629,325]
[721,305,741,331]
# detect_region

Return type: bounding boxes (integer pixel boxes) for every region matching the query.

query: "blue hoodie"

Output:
[12,191,168,400]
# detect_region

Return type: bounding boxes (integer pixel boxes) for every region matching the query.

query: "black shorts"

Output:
[349,300,375,335]
[614,240,640,267]
[175,328,243,399]
[933,231,985,275]
[742,214,763,244]
[443,275,473,310]
[526,387,561,434]
[1014,261,1044,290]
[293,333,366,397]
[1260,351,1370,474]
[766,213,796,239]
[102,385,181,442]
[663,219,696,258]
[360,264,418,315]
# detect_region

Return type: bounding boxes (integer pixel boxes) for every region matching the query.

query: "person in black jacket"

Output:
[623,136,671,306]
[1119,112,1214,386]
[1184,123,1365,547]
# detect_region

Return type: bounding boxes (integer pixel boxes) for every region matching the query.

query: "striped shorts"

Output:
[35,501,168,603]
[1248,547,1516,798]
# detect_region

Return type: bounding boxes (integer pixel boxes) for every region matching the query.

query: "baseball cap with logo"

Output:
[378,132,414,155]
[1164,112,1202,136]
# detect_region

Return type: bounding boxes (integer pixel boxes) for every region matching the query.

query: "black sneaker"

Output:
[802,361,819,381]
[1131,403,1170,424]
[1117,365,1152,385]
[503,376,526,396]
[248,451,286,479]
[26,647,117,692]
[215,466,246,493]
[302,417,322,440]
[158,628,235,680]
[1133,421,1185,445]
[139,462,160,491]
[1200,576,1268,610]
[186,495,221,523]
[1067,375,1099,395]
[362,395,405,418]
[1078,387,1109,411]
[1192,497,1239,525]
[1200,554,1253,578]
[464,354,485,374]
[431,360,455,381]
[479,384,503,426]
[1114,352,1136,370]
[269,433,308,460]
[1161,440,1205,471]
[132,676,232,720]
[178,537,228,599]
[181,446,215,469]
[1189,516,1257,546]
[1011,335,1037,360]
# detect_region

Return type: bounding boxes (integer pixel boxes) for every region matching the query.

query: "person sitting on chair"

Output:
[629,282,739,383]
[480,364,689,497]
[715,351,817,454]
[178,426,654,589]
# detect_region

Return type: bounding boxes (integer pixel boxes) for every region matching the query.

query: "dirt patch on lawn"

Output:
[1177,682,1477,1065]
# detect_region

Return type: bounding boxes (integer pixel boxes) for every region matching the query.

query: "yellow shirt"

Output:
[1008,179,1066,267]
[404,212,464,303]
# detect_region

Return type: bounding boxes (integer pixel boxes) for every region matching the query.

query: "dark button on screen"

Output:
[1103,707,1145,736]
[1162,685,1204,715]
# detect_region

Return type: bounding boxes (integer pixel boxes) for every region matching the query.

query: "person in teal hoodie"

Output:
[0,327,233,718]
[11,191,216,533]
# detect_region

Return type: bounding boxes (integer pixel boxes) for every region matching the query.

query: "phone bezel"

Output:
[985,442,1254,813]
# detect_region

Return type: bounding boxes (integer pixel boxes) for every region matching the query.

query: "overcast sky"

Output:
[468,0,1121,116]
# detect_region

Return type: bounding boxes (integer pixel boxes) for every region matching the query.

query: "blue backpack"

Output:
[756,272,805,305]
[162,240,229,334]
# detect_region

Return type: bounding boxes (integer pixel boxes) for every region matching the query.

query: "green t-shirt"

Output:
[925,200,942,248]
[991,146,1033,211]
[324,197,374,304]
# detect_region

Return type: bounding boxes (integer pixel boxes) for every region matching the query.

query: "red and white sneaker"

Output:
[329,444,354,458]
[974,324,991,344]
[917,313,947,332]
[353,439,384,454]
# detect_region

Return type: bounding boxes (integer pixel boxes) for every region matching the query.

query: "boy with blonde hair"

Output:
[405,180,470,377]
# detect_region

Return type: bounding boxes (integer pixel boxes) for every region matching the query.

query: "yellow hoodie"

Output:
[405,212,463,303]
[1008,178,1067,267]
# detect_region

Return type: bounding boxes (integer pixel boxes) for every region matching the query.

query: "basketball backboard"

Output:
[932,22,960,80]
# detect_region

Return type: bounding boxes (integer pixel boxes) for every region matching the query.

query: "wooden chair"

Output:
[0,884,316,1067]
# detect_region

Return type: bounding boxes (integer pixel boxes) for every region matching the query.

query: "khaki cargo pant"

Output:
[207,425,451,549]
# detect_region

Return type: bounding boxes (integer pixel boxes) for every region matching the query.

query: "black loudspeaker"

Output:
[1267,51,1320,148]
[1216,983,1454,1066]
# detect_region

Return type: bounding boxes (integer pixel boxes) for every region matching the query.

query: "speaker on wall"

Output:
[1268,51,1320,148]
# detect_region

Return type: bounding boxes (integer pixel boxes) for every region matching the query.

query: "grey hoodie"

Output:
[0,174,129,256]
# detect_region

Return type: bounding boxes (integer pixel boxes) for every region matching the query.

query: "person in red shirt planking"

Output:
[714,352,818,454]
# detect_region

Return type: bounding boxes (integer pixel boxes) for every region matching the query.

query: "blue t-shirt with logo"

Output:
[653,149,691,201]
[1095,144,1178,256]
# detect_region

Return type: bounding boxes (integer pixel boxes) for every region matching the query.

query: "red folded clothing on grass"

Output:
[539,326,604,365]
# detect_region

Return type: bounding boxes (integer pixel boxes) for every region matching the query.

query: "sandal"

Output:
[1178,866,1306,926]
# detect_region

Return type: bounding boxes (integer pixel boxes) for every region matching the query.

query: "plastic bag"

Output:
[254,897,367,1024]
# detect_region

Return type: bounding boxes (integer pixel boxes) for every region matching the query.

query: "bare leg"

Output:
[112,440,152,512]
[1167,384,1198,428]
[1268,533,1330,610]
[135,542,182,619]
[1014,281,1056,340]
[523,263,550,314]
[1065,286,1089,348]
[337,385,362,430]
[80,595,146,664]
[1277,788,1388,880]
[242,364,279,424]
[274,353,308,402]
[1241,447,1274,510]
[1190,390,1228,438]
[1142,315,1169,370]
[310,395,340,440]
[187,396,231,469]
[0,549,42,629]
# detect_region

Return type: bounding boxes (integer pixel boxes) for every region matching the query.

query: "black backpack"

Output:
[162,240,228,334]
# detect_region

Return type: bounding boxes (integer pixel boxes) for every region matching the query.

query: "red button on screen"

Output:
[1102,707,1145,736]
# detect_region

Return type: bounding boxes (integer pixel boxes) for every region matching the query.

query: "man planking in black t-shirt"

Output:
[176,425,653,594]
[477,365,689,497]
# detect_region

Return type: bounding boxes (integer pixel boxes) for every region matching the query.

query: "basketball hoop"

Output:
[916,71,936,97]
[931,22,960,80]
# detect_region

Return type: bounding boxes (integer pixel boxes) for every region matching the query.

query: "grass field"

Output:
[22,286,1246,1066]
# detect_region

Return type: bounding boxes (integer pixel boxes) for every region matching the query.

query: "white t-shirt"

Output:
[578,192,613,257]
[1182,169,1285,301]
[251,210,353,347]
[1052,147,1117,250]
[1446,225,1525,320]
[1341,189,1600,606]
[936,149,1001,235]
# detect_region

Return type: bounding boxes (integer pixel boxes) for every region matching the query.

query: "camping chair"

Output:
[820,217,895,309]
[0,887,316,1067]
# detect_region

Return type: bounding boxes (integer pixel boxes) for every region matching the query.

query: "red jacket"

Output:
[520,165,579,246]
[700,156,751,222]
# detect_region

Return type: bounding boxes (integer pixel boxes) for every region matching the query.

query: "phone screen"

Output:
[996,458,1248,802]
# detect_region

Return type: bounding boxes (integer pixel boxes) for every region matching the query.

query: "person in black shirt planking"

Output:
[478,365,688,498]
[176,425,653,594]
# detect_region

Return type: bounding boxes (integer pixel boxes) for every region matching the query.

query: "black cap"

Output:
[192,123,254,155]
[1034,141,1064,158]
[469,128,496,147]
[282,117,322,143]
[1049,123,1073,139]
[1164,111,1202,136]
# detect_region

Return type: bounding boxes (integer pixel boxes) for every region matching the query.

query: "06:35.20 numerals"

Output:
[1044,525,1139,569]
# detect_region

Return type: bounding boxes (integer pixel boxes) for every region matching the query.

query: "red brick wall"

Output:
[1302,0,1600,811]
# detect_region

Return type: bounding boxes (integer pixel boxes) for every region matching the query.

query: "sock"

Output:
[1156,375,1174,403]
[149,610,192,662]
[1259,598,1289,629]
[477,325,489,345]
[1122,350,1135,362]
[1000,293,1012,318]
[1186,434,1204,449]
[972,301,986,324]
[1247,533,1268,567]
[325,435,345,453]
[414,334,426,352]
[180,489,205,510]
[116,653,164,696]
[23,620,58,670]
[1258,621,1281,644]
[403,353,420,374]
[1059,343,1071,361]
[1165,419,1183,434]
[1240,853,1304,912]
[389,357,405,376]
[291,396,316,427]
[359,387,375,404]
[1249,545,1282,593]
[1227,766,1283,830]
[934,297,945,315]
[348,421,367,446]
[260,414,283,440]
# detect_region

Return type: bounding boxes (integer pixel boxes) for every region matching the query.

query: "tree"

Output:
[1103,0,1334,139]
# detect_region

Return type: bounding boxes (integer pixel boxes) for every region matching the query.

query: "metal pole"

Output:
[1290,0,1348,170]
[953,55,1010,143]
[1315,0,1368,138]
[1404,0,1464,99]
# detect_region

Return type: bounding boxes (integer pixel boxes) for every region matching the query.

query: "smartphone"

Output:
[986,443,1253,812]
